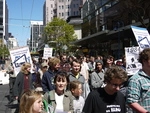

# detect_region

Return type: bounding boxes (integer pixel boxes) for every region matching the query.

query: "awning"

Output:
[74,30,109,45]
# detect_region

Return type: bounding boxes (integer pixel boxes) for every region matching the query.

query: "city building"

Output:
[39,0,86,52]
[30,21,44,53]
[43,0,83,25]
[74,0,150,59]
[0,0,8,47]
[7,33,18,49]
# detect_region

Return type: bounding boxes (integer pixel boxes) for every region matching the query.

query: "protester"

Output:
[70,81,85,113]
[6,62,16,104]
[126,48,150,113]
[19,89,43,113]
[103,55,114,71]
[59,53,71,72]
[87,56,96,73]
[90,60,104,90]
[33,62,48,91]
[43,71,73,113]
[68,59,85,85]
[13,62,34,113]
[80,56,89,83]
[83,66,128,113]
[41,57,60,93]
[13,62,34,101]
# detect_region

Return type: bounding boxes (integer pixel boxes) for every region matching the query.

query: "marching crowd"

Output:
[6,48,150,113]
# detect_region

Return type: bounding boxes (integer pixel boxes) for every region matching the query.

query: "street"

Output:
[0,84,12,113]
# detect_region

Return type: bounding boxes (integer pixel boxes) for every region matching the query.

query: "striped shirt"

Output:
[126,69,150,111]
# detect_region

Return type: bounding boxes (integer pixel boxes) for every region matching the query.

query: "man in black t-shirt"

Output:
[83,66,128,113]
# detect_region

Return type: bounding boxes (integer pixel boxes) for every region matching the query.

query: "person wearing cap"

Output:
[33,62,48,90]
[90,60,105,90]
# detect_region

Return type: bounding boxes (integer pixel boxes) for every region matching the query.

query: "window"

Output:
[68,12,69,16]
[76,11,78,15]
[51,4,53,8]
[62,12,64,16]
[59,6,61,9]
[74,11,75,16]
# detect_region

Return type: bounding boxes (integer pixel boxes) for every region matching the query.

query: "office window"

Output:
[68,12,69,16]
[76,11,78,15]
[51,4,53,8]
[59,6,61,9]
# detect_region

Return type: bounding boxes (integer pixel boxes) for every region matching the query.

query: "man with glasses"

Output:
[83,66,128,113]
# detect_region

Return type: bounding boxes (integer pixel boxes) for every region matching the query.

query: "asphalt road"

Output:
[0,84,12,113]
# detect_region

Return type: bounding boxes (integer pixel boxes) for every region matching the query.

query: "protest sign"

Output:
[9,46,33,75]
[43,47,53,59]
[125,46,142,75]
[131,25,150,50]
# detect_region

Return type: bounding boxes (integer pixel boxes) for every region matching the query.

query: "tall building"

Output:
[43,0,82,25]
[30,21,44,52]
[0,0,8,46]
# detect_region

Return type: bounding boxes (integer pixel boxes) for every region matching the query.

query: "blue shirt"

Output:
[126,69,150,111]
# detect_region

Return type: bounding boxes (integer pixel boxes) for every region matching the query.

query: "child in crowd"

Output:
[70,81,85,113]
[19,89,43,113]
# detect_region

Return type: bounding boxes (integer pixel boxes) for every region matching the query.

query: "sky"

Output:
[6,0,45,46]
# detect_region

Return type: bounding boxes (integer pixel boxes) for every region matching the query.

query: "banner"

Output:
[131,25,150,50]
[43,47,53,59]
[125,46,142,76]
[9,46,33,75]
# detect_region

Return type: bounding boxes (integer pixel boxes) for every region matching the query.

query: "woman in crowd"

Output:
[19,89,43,113]
[43,71,73,113]
[13,62,34,113]
[13,62,34,101]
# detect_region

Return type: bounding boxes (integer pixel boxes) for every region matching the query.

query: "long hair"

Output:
[19,89,42,113]
[20,62,31,74]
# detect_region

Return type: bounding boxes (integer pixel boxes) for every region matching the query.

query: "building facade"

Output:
[30,21,44,52]
[43,0,82,25]
[7,34,18,49]
[0,0,8,46]
[75,0,150,59]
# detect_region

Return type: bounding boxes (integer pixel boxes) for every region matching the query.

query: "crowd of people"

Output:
[6,48,150,113]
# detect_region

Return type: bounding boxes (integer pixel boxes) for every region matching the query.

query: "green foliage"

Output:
[44,17,77,53]
[0,45,9,57]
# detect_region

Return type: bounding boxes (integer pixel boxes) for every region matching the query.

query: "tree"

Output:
[119,0,150,31]
[0,45,9,57]
[44,17,77,54]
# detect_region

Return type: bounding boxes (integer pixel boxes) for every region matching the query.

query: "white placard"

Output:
[9,46,33,75]
[125,46,142,75]
[43,47,53,59]
[131,25,150,50]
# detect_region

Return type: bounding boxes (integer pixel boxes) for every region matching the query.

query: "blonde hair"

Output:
[21,62,31,74]
[48,57,60,67]
[19,89,42,113]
